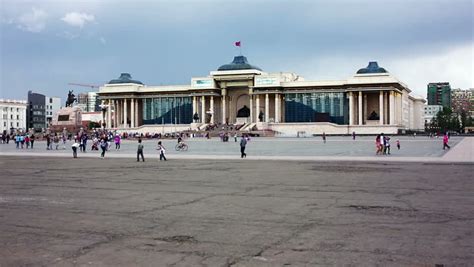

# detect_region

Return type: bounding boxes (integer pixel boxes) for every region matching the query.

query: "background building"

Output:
[424,105,443,125]
[427,82,451,108]
[27,91,46,131]
[27,91,62,131]
[76,92,100,112]
[451,88,473,117]
[98,57,426,135]
[45,96,62,126]
[0,99,27,133]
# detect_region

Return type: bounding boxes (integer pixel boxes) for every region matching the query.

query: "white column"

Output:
[222,89,227,124]
[379,91,384,125]
[265,94,270,122]
[119,99,123,127]
[115,100,119,128]
[107,99,112,128]
[389,91,395,125]
[255,94,260,122]
[358,91,363,125]
[192,96,197,118]
[123,99,128,128]
[348,92,354,125]
[363,94,367,124]
[201,96,205,123]
[210,96,214,124]
[384,92,388,124]
[130,98,135,128]
[249,95,253,123]
[275,94,280,123]
[112,100,116,128]
[135,99,139,127]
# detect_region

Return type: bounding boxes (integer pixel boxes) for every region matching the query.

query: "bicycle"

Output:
[175,142,188,151]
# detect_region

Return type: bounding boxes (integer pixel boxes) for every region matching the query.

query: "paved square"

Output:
[0,156,473,266]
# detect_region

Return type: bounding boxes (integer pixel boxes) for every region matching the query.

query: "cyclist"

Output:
[175,137,188,151]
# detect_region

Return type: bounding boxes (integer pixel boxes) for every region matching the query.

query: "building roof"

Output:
[356,61,388,74]
[217,55,262,71]
[108,73,143,85]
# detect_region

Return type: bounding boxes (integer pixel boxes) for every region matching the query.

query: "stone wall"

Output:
[268,122,400,136]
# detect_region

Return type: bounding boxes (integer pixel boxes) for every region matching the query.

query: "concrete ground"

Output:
[0,136,472,163]
[0,157,473,266]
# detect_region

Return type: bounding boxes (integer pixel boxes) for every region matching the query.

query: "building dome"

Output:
[108,73,143,85]
[217,55,262,71]
[356,61,388,74]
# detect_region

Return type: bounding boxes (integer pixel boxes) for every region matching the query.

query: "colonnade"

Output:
[348,90,400,126]
[191,92,282,124]
[104,98,140,129]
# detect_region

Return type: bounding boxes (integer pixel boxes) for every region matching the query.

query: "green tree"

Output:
[430,107,462,133]
[460,110,468,131]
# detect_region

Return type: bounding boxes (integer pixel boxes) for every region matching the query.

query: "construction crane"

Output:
[68,83,101,89]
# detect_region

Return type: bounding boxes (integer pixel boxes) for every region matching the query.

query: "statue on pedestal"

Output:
[65,90,77,107]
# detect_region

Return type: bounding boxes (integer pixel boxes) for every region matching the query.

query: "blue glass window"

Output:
[285,92,348,124]
[142,96,192,124]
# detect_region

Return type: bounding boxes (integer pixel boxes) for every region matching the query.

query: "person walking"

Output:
[19,134,25,149]
[30,134,35,149]
[71,141,79,158]
[25,135,30,149]
[100,138,108,158]
[396,139,400,150]
[15,134,20,149]
[240,135,247,158]
[322,132,326,143]
[157,141,167,161]
[137,139,145,162]
[375,134,381,155]
[81,134,88,152]
[384,136,391,155]
[443,132,450,150]
[114,134,121,150]
[53,134,60,150]
[379,133,385,154]
[352,131,356,140]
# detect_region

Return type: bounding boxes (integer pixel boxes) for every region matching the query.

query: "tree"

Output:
[429,107,461,133]
[460,110,468,132]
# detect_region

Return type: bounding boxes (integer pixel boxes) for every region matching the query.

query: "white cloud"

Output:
[274,43,473,99]
[58,31,80,40]
[61,12,95,28]
[99,37,106,45]
[17,7,48,33]
[389,43,474,97]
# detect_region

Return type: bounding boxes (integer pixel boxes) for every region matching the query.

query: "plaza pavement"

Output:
[0,157,472,266]
[0,136,472,163]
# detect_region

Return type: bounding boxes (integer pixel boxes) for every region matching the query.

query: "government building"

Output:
[98,55,425,135]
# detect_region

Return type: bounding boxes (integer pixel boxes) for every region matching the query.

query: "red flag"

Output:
[234,41,241,47]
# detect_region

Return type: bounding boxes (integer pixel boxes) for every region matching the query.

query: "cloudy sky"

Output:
[1,0,472,101]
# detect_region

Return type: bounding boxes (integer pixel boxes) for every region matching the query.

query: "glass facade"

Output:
[285,92,348,124]
[142,97,192,124]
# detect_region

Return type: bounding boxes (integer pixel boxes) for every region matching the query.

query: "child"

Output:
[137,139,145,162]
[396,139,400,150]
[71,141,79,158]
[114,134,121,150]
[157,141,166,161]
